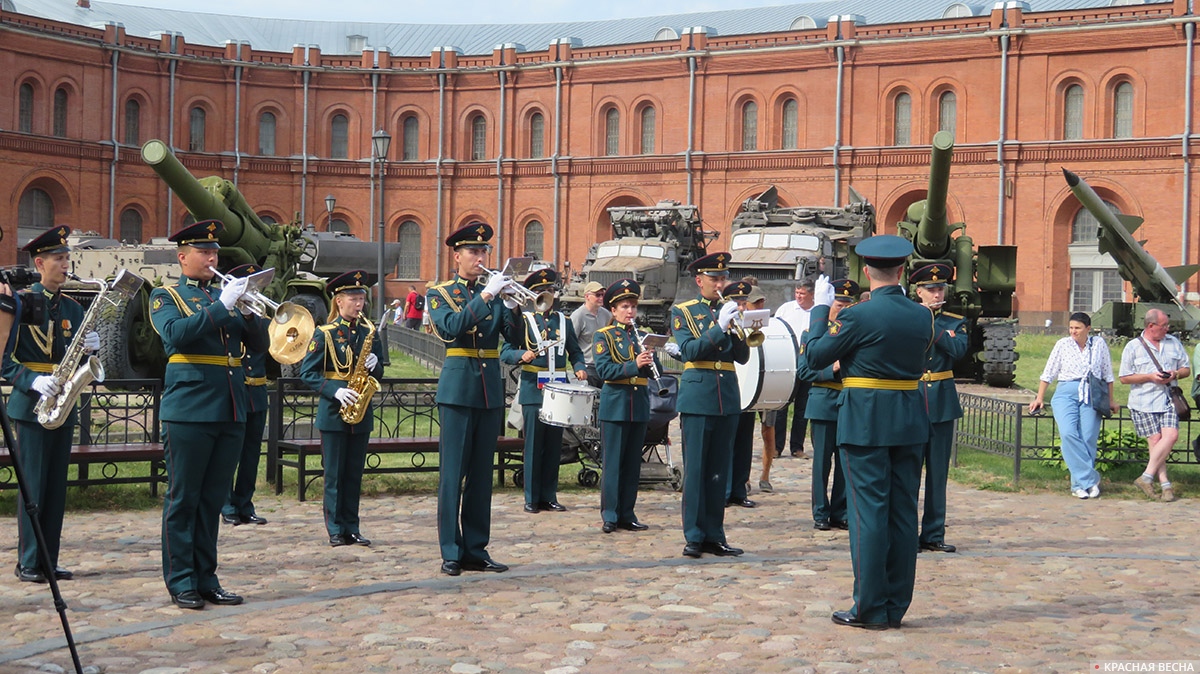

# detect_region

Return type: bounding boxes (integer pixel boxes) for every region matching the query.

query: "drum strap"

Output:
[841,377,919,391]
[605,377,648,386]
[920,370,954,382]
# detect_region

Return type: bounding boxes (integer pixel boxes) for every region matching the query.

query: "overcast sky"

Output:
[107,0,794,23]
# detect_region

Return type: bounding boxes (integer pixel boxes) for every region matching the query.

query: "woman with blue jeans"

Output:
[1028,313,1118,499]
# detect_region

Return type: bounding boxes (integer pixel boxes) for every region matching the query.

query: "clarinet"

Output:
[633,320,669,396]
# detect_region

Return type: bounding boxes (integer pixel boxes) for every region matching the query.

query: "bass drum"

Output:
[736,317,799,412]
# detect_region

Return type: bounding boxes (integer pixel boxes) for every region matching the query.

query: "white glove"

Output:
[364,353,379,370]
[83,330,101,352]
[219,277,249,311]
[813,274,835,308]
[664,342,681,358]
[717,301,739,331]
[239,303,254,317]
[503,297,519,310]
[481,273,510,299]
[333,387,359,407]
[32,375,61,397]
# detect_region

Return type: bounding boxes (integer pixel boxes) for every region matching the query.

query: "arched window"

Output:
[182,213,196,228]
[1072,200,1118,244]
[330,218,350,233]
[1071,202,1123,311]
[523,220,544,259]
[330,113,348,159]
[471,114,487,161]
[741,101,758,151]
[402,116,419,161]
[893,93,912,146]
[640,106,656,155]
[1063,84,1084,141]
[53,87,68,137]
[938,91,957,138]
[604,108,620,156]
[781,98,799,150]
[259,215,277,225]
[18,83,34,133]
[119,208,143,243]
[529,112,545,158]
[189,106,206,152]
[124,99,140,146]
[17,188,54,242]
[1113,81,1133,139]
[256,111,276,156]
[397,220,422,278]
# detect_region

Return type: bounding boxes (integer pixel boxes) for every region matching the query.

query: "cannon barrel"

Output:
[907,130,954,260]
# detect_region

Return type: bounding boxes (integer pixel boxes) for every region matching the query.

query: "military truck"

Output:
[896,131,1019,387]
[560,200,714,333]
[726,185,876,310]
[65,139,398,380]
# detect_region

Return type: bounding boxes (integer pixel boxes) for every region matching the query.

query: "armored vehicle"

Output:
[726,185,876,310]
[896,131,1019,387]
[560,200,714,333]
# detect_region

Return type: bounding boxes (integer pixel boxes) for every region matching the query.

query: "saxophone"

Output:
[35,269,145,429]
[338,312,380,425]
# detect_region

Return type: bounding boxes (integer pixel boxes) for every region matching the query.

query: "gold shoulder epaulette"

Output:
[676,299,699,309]
[431,279,456,290]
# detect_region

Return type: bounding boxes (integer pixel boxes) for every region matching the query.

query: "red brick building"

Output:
[2,0,1198,323]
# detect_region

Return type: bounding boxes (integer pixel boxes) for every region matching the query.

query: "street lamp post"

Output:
[324,194,336,231]
[371,129,391,321]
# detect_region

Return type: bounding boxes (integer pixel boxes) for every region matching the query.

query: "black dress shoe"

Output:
[200,588,244,605]
[834,520,850,530]
[888,619,903,629]
[462,557,508,572]
[441,560,462,576]
[221,513,241,526]
[54,567,74,581]
[618,521,648,531]
[540,501,567,512]
[682,542,703,558]
[701,541,745,557]
[14,565,46,583]
[241,514,268,525]
[726,497,757,508]
[346,533,371,546]
[601,521,617,533]
[329,534,350,547]
[170,590,205,610]
[813,520,832,531]
[831,610,888,631]
[919,541,957,553]
[523,503,539,513]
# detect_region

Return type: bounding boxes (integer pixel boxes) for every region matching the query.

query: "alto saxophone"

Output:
[338,312,380,425]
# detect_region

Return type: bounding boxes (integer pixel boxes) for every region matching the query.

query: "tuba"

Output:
[338,312,380,425]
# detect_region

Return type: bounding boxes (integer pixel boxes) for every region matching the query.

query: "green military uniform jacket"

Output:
[593,322,663,423]
[299,315,386,434]
[500,310,585,405]
[670,296,749,416]
[795,328,840,423]
[803,285,934,447]
[242,316,270,413]
[150,277,266,423]
[428,275,515,409]
[3,283,85,424]
[922,311,968,424]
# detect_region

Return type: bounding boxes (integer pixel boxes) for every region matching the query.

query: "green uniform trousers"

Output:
[811,419,847,524]
[680,412,738,544]
[223,409,267,519]
[840,442,923,626]
[919,420,955,546]
[321,429,370,537]
[600,420,646,525]
[726,411,755,501]
[162,421,244,595]
[521,405,563,506]
[14,420,72,572]
[437,404,501,563]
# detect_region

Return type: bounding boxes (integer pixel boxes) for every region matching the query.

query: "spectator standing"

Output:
[772,279,814,458]
[403,285,424,330]
[570,281,613,388]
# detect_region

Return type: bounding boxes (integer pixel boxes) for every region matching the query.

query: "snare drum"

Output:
[538,382,599,428]
[736,317,799,411]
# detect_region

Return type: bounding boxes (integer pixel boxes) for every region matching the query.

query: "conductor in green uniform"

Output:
[222,263,270,527]
[500,268,586,513]
[150,219,265,609]
[429,223,517,576]
[594,279,660,533]
[910,263,968,553]
[669,252,750,559]
[4,226,97,583]
[803,235,934,630]
[299,270,385,547]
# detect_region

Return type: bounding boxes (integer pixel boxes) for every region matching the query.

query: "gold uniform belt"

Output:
[921,370,954,382]
[813,381,844,391]
[19,362,54,373]
[245,376,268,386]
[684,360,731,371]
[168,354,242,367]
[605,377,648,386]
[446,348,500,359]
[841,377,919,391]
[521,364,550,373]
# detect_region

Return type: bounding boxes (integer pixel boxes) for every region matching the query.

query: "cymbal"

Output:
[269,301,316,365]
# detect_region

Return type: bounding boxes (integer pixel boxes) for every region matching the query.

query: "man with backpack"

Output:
[403,285,424,329]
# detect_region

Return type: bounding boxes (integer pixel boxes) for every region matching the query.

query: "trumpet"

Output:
[208,266,316,365]
[716,291,766,348]
[633,320,670,396]
[478,265,555,312]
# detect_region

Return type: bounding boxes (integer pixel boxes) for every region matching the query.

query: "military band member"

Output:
[4,226,98,583]
[150,219,264,609]
[910,263,968,553]
[722,280,757,509]
[796,279,858,531]
[594,279,660,533]
[429,223,517,576]
[669,252,750,559]
[299,270,385,547]
[222,263,270,527]
[803,235,934,630]
[500,268,586,513]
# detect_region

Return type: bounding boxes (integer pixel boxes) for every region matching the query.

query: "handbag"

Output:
[1086,372,1112,418]
[1137,336,1191,420]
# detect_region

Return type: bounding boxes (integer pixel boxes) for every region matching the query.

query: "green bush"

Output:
[1040,427,1148,473]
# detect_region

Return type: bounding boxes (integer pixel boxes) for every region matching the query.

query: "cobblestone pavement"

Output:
[2,448,1198,674]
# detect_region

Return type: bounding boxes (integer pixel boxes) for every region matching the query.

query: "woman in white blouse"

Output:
[1028,313,1119,499]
